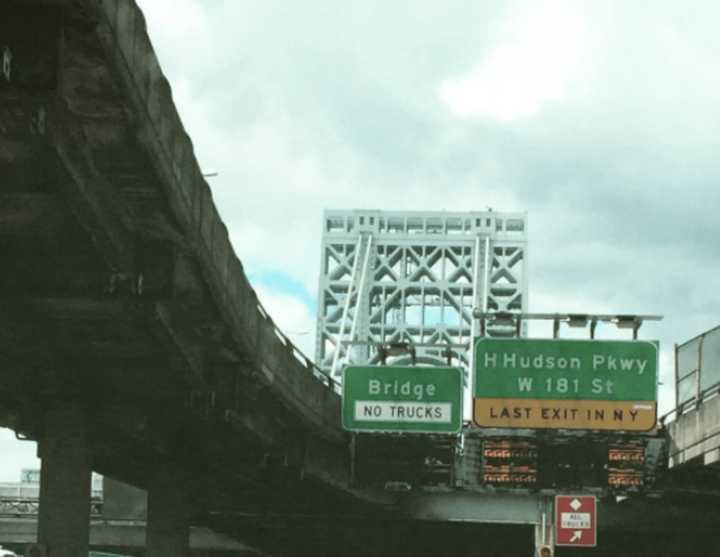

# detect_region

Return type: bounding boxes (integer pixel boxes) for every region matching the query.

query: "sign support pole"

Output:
[349,433,357,487]
[534,496,554,556]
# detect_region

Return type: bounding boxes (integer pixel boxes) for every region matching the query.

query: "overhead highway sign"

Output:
[473,338,658,431]
[342,365,463,433]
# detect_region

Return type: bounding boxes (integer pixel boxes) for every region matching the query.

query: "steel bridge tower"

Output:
[314,210,528,381]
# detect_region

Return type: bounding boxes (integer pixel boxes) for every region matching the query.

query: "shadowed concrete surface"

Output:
[668,395,720,467]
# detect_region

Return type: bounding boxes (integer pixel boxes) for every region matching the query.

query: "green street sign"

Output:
[473,338,659,431]
[474,338,658,401]
[342,365,463,434]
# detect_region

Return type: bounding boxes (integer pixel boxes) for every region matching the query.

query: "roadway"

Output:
[0,518,256,557]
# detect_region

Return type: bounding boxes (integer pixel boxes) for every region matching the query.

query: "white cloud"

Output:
[254,286,317,359]
[138,0,208,38]
[439,1,590,120]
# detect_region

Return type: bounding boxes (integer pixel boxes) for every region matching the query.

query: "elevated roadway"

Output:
[1,0,384,554]
[0,0,354,492]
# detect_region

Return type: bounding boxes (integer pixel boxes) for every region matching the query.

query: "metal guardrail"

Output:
[659,386,720,426]
[666,423,720,463]
[257,299,341,395]
[0,496,102,517]
[0,485,102,499]
[659,326,720,425]
[666,325,720,422]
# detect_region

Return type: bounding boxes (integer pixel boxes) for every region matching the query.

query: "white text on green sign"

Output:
[342,366,463,433]
[474,338,658,402]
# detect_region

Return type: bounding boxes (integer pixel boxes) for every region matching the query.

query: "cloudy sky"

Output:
[3,0,720,479]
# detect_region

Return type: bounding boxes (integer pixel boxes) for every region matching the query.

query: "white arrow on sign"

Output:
[570,531,582,542]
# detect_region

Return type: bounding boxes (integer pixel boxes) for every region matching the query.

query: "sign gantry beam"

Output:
[473,312,663,340]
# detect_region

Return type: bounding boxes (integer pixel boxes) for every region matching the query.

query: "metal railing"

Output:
[672,325,720,418]
[255,298,341,395]
[0,496,102,518]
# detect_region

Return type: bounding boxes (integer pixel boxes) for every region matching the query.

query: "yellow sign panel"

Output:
[473,398,656,431]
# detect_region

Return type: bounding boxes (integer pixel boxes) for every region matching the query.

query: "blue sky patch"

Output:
[248,269,317,312]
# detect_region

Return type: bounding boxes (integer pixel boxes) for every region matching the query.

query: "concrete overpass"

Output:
[1,0,383,554]
[3,483,720,557]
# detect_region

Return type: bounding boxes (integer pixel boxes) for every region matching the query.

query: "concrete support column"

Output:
[37,405,91,557]
[146,468,190,557]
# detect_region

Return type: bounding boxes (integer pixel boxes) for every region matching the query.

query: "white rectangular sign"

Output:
[354,401,452,423]
[560,512,592,529]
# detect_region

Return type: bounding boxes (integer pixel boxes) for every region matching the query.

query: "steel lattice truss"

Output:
[315,210,528,380]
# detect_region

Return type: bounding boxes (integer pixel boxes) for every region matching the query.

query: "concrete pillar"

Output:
[37,405,91,557]
[146,468,190,557]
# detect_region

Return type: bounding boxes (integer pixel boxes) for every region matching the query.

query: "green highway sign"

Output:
[474,338,658,401]
[342,365,463,434]
[473,338,659,431]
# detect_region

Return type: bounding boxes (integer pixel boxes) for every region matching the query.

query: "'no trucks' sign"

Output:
[342,365,463,434]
